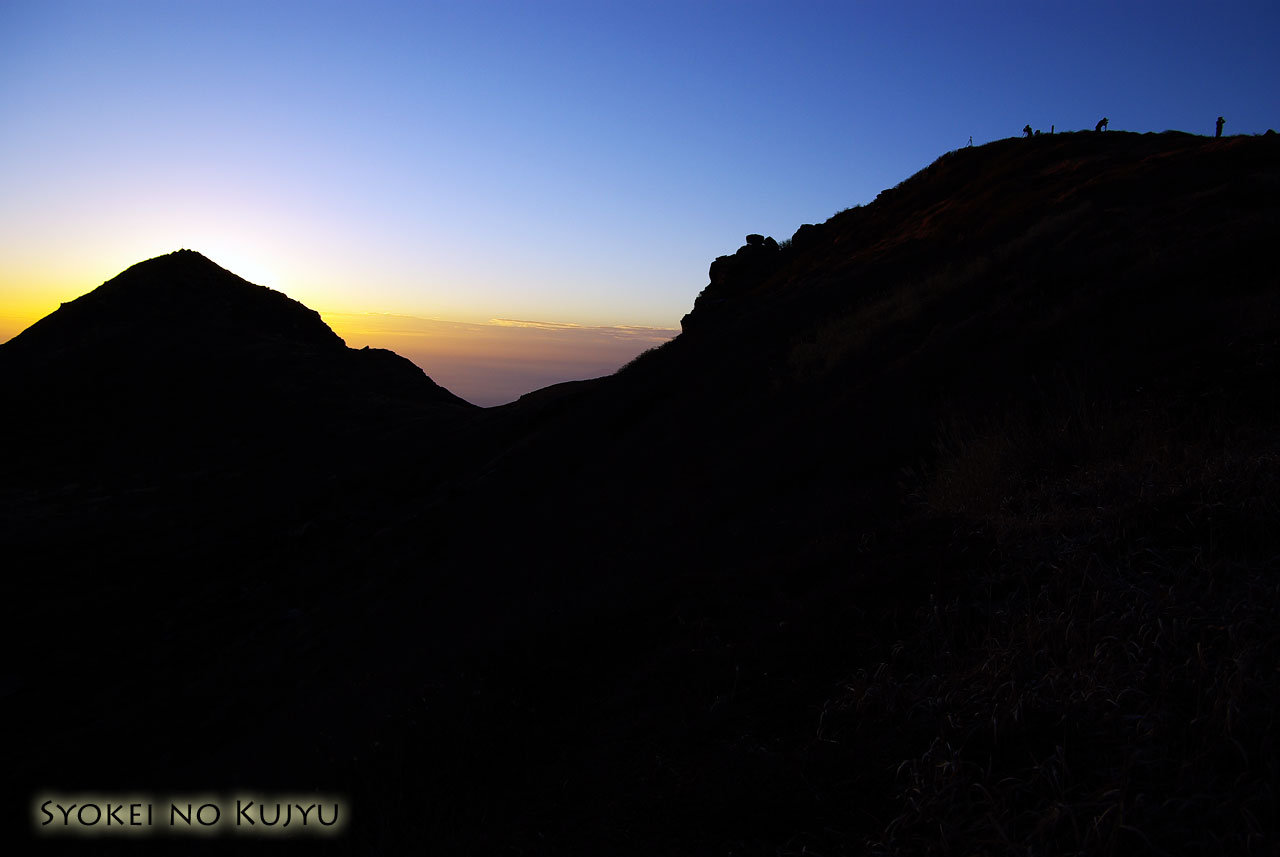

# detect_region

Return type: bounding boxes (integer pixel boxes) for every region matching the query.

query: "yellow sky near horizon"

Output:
[0,301,676,408]
[0,314,33,345]
[0,246,681,407]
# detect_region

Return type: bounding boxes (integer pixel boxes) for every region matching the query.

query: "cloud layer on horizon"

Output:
[325,312,677,407]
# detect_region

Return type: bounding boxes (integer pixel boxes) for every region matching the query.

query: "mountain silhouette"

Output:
[5,131,1279,855]
[1,249,472,482]
[3,248,472,410]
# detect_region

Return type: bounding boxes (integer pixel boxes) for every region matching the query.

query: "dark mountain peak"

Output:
[7,248,344,356]
[1,250,472,479]
[119,247,231,276]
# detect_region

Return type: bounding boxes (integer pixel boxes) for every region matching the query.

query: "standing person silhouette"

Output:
[1023,124,1033,138]
[1096,117,1109,132]
[1216,116,1225,138]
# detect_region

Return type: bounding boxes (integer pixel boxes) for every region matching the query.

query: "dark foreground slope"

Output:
[6,132,1280,855]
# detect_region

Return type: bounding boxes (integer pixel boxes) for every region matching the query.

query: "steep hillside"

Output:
[387,130,1280,854]
[5,132,1279,856]
[457,130,1280,599]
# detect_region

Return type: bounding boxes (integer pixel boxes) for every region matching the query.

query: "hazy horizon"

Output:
[0,271,677,406]
[324,309,676,406]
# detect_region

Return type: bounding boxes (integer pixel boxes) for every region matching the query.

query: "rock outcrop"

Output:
[681,234,784,331]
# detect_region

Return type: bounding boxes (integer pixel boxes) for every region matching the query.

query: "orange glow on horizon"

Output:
[0,276,68,343]
[323,312,676,407]
[0,294,676,408]
[0,243,679,406]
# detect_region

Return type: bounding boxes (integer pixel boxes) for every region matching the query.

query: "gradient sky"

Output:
[3,1,1278,403]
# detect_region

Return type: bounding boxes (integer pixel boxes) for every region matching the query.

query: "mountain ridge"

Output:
[4,130,1279,855]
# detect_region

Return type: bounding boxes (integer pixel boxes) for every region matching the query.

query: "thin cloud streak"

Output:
[488,317,677,341]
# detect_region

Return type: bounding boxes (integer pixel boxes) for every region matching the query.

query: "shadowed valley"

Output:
[4,131,1279,855]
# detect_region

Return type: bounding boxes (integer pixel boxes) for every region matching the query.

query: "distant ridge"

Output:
[8,249,346,352]
[0,249,473,478]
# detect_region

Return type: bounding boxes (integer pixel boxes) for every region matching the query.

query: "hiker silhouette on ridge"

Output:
[1023,124,1033,138]
[1216,116,1225,138]
[1096,117,1109,132]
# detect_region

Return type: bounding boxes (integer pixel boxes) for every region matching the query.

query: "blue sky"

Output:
[2,0,1277,401]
